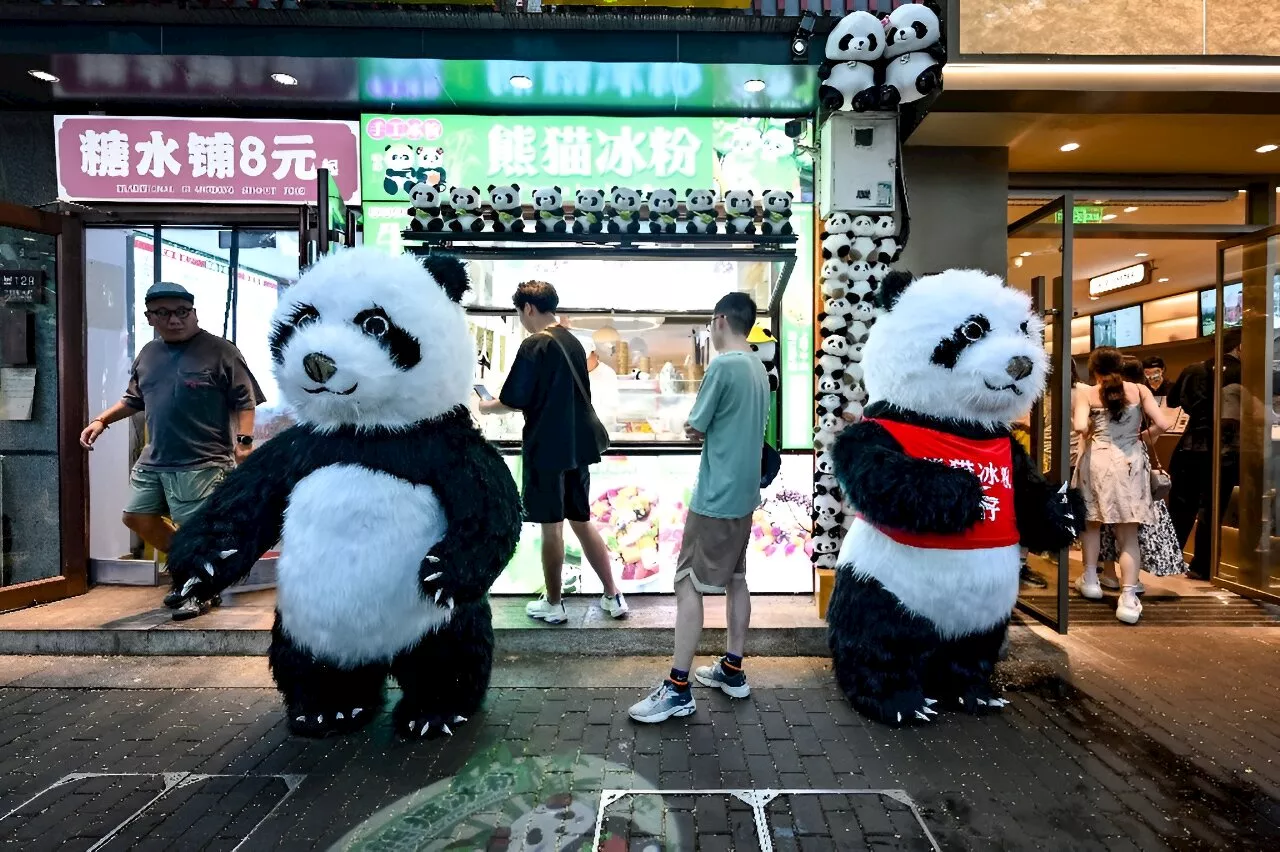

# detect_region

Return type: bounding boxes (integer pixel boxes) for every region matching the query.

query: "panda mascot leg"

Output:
[389,599,495,736]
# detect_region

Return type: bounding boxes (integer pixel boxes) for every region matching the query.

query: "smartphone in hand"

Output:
[473,384,494,401]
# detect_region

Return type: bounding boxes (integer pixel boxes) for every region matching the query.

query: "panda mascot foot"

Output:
[165,247,523,742]
[826,269,1083,727]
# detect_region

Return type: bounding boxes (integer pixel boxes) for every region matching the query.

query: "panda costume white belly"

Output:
[163,247,523,742]
[825,268,1084,728]
[277,465,452,667]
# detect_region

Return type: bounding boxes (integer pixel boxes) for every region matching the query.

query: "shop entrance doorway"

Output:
[84,217,304,585]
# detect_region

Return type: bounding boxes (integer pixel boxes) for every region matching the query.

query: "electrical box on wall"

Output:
[819,112,899,218]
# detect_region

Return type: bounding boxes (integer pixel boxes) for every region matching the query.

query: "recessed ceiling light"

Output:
[1013,257,1024,268]
[1089,295,1099,301]
[744,79,766,93]
[510,75,533,90]
[1257,143,1278,153]
[1123,206,1139,213]
[1135,252,1149,257]
[27,69,58,83]
[1102,214,1117,220]
[1093,199,1105,204]
[1158,277,1170,283]
[1019,251,1032,257]
[1059,142,1080,152]
[270,73,298,86]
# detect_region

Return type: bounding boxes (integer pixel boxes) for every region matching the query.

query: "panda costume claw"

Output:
[165,247,522,740]
[826,269,1083,728]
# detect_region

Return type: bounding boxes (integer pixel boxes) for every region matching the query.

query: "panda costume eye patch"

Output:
[930,314,992,369]
[269,303,319,364]
[353,306,422,370]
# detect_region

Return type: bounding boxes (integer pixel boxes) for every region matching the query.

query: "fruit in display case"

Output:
[751,487,814,558]
[592,485,664,588]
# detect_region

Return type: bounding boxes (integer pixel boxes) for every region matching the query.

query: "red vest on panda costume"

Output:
[859,418,1019,550]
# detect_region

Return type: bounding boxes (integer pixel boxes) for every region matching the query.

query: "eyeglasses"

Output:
[146,307,193,320]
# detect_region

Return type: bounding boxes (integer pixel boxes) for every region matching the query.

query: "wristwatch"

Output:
[235,434,254,447]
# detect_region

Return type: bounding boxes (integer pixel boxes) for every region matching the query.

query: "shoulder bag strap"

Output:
[541,329,594,405]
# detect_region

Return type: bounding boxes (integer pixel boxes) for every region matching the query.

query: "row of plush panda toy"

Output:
[810,1,946,570]
[407,183,795,236]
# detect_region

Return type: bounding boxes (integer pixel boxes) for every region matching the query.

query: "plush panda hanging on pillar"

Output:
[165,247,522,740]
[826,269,1084,727]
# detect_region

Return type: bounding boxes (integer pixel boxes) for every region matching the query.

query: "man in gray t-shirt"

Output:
[80,281,265,619]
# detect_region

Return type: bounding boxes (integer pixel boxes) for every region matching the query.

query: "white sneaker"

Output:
[1075,574,1104,600]
[1100,576,1145,595]
[1116,591,1143,624]
[600,592,629,619]
[525,596,568,624]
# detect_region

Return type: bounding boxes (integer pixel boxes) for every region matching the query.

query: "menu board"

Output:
[1092,305,1142,348]
[491,453,814,595]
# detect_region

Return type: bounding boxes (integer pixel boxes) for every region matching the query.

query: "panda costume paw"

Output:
[168,248,523,742]
[826,269,1072,728]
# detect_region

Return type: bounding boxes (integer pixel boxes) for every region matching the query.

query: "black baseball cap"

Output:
[144,281,194,305]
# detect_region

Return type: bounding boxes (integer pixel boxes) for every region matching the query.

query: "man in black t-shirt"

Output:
[479,280,628,624]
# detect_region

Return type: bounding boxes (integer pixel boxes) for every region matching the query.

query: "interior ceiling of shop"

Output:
[911,112,1280,174]
[1007,195,1249,314]
[0,53,818,116]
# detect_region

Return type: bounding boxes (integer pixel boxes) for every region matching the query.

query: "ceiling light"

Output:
[1019,251,1032,257]
[1102,214,1117,220]
[1123,206,1139,213]
[1059,142,1080,152]
[21,236,35,242]
[1257,144,1278,154]
[509,75,533,90]
[270,73,299,86]
[1093,199,1104,204]
[27,69,58,83]
[744,79,766,93]
[1135,252,1149,257]
[1013,257,1024,268]
[791,11,817,62]
[1158,277,1170,283]
[1089,295,1099,301]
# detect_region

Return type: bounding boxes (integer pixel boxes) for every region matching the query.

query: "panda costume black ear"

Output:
[876,270,915,312]
[422,254,470,303]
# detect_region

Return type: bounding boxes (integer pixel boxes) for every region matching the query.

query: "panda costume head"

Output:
[270,248,473,434]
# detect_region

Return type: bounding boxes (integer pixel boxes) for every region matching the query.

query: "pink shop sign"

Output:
[54,116,361,205]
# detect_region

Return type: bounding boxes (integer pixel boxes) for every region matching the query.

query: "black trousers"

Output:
[1169,448,1239,578]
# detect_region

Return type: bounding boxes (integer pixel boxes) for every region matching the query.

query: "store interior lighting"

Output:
[1158,277,1170,283]
[1257,143,1279,154]
[510,75,533,90]
[1102,214,1117,220]
[1135,252,1149,257]
[1123,206,1139,213]
[744,79,766,93]
[27,69,58,83]
[1059,142,1080,152]
[270,73,299,86]
[790,12,816,62]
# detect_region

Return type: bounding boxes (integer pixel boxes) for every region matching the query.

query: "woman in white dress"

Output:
[1072,348,1171,624]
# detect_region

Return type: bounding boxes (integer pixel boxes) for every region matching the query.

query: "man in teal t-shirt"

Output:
[629,292,770,724]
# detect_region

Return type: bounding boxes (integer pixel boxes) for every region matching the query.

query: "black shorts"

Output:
[522,464,591,524]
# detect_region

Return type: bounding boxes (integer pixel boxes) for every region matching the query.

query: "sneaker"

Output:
[1100,575,1144,595]
[172,594,221,622]
[600,592,629,619]
[1116,591,1143,624]
[1019,565,1049,589]
[695,660,751,699]
[525,596,569,624]
[1075,574,1104,601]
[628,681,696,724]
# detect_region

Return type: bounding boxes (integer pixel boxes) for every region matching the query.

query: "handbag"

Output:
[1140,412,1172,500]
[541,329,611,456]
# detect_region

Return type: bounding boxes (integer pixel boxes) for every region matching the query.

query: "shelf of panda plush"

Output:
[402,184,800,239]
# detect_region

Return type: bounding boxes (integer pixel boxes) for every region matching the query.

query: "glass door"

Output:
[1213,226,1279,603]
[0,203,86,611]
[1008,195,1075,631]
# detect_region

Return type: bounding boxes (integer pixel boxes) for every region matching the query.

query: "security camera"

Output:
[784,119,804,139]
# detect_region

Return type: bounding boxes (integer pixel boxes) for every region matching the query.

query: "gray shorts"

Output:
[673,510,752,594]
[124,465,228,526]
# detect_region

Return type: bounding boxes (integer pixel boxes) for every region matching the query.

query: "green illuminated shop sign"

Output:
[1052,205,1106,225]
[359,114,809,204]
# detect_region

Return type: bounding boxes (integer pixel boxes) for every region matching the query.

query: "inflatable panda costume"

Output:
[827,269,1084,727]
[166,247,522,740]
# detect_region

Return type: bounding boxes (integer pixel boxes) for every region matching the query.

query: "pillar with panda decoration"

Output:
[810,1,947,574]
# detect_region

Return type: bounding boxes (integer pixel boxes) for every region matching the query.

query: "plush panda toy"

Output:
[826,269,1084,728]
[748,325,780,393]
[819,297,853,336]
[818,10,889,112]
[684,188,719,234]
[724,189,757,235]
[606,186,644,234]
[382,144,418,196]
[824,211,855,235]
[448,186,485,233]
[648,188,680,234]
[882,0,947,107]
[489,184,524,233]
[761,189,794,235]
[164,247,522,740]
[822,232,854,263]
[531,187,567,233]
[407,182,445,232]
[573,189,606,234]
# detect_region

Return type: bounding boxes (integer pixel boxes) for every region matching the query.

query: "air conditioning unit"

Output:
[819,112,900,219]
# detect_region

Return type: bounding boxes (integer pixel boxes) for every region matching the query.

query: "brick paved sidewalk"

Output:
[2,646,1277,851]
